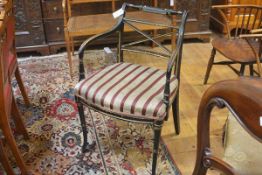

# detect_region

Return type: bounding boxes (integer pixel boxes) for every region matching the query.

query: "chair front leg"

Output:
[64,29,73,77]
[249,64,254,76]
[76,100,95,153]
[203,48,216,84]
[152,122,162,175]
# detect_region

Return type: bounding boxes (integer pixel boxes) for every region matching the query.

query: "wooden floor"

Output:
[124,40,253,175]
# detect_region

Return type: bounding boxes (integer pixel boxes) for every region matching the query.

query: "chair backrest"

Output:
[193,77,262,175]
[78,3,188,117]
[0,20,13,119]
[0,0,15,118]
[211,5,262,38]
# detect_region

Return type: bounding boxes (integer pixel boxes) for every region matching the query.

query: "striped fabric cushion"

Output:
[75,62,178,119]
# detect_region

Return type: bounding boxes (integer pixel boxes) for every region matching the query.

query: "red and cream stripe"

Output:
[75,62,178,118]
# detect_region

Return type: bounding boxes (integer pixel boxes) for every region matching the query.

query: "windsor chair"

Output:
[204,5,262,84]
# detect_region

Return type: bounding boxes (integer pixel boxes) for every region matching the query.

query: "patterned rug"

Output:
[2,52,180,175]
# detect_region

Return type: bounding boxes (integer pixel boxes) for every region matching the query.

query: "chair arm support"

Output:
[163,11,188,105]
[239,33,262,38]
[251,29,262,34]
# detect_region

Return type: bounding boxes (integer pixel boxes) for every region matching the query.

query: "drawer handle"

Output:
[53,6,58,12]
[56,27,61,33]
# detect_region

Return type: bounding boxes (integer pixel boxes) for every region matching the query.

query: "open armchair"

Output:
[74,3,188,174]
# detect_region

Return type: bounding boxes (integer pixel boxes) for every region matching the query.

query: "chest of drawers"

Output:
[14,0,211,55]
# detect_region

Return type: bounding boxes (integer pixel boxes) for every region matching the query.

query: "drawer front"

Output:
[42,0,63,19]
[44,19,64,42]
[14,0,46,47]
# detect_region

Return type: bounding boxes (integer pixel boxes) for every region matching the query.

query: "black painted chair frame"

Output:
[75,3,188,174]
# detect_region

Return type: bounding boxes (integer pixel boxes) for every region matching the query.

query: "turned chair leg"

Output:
[70,37,75,56]
[0,139,15,175]
[15,68,30,107]
[11,95,29,139]
[1,116,28,175]
[249,64,254,76]
[203,48,216,84]
[152,123,162,175]
[172,93,180,135]
[239,64,245,76]
[65,30,73,77]
[76,101,95,152]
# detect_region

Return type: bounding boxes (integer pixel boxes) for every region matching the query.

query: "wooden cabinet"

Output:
[14,0,212,55]
[13,0,49,55]
[159,0,211,42]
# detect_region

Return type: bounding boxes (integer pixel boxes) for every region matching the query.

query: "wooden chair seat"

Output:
[212,37,259,63]
[68,11,170,37]
[68,13,117,36]
[75,62,178,120]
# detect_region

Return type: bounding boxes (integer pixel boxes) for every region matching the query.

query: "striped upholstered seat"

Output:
[75,62,178,120]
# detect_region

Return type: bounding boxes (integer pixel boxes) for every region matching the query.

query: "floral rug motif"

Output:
[2,53,181,175]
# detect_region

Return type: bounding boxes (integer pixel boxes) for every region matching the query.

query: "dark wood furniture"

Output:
[14,0,211,55]
[74,4,188,175]
[204,5,262,84]
[0,2,29,174]
[193,77,262,175]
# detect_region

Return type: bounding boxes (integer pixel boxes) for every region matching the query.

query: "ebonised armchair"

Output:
[74,3,188,174]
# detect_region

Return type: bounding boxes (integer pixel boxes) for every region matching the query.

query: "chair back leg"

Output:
[64,29,73,77]
[172,93,180,134]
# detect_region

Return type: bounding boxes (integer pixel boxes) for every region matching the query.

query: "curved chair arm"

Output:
[77,3,127,80]
[212,4,261,9]
[251,28,262,34]
[193,77,262,175]
[210,5,232,38]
